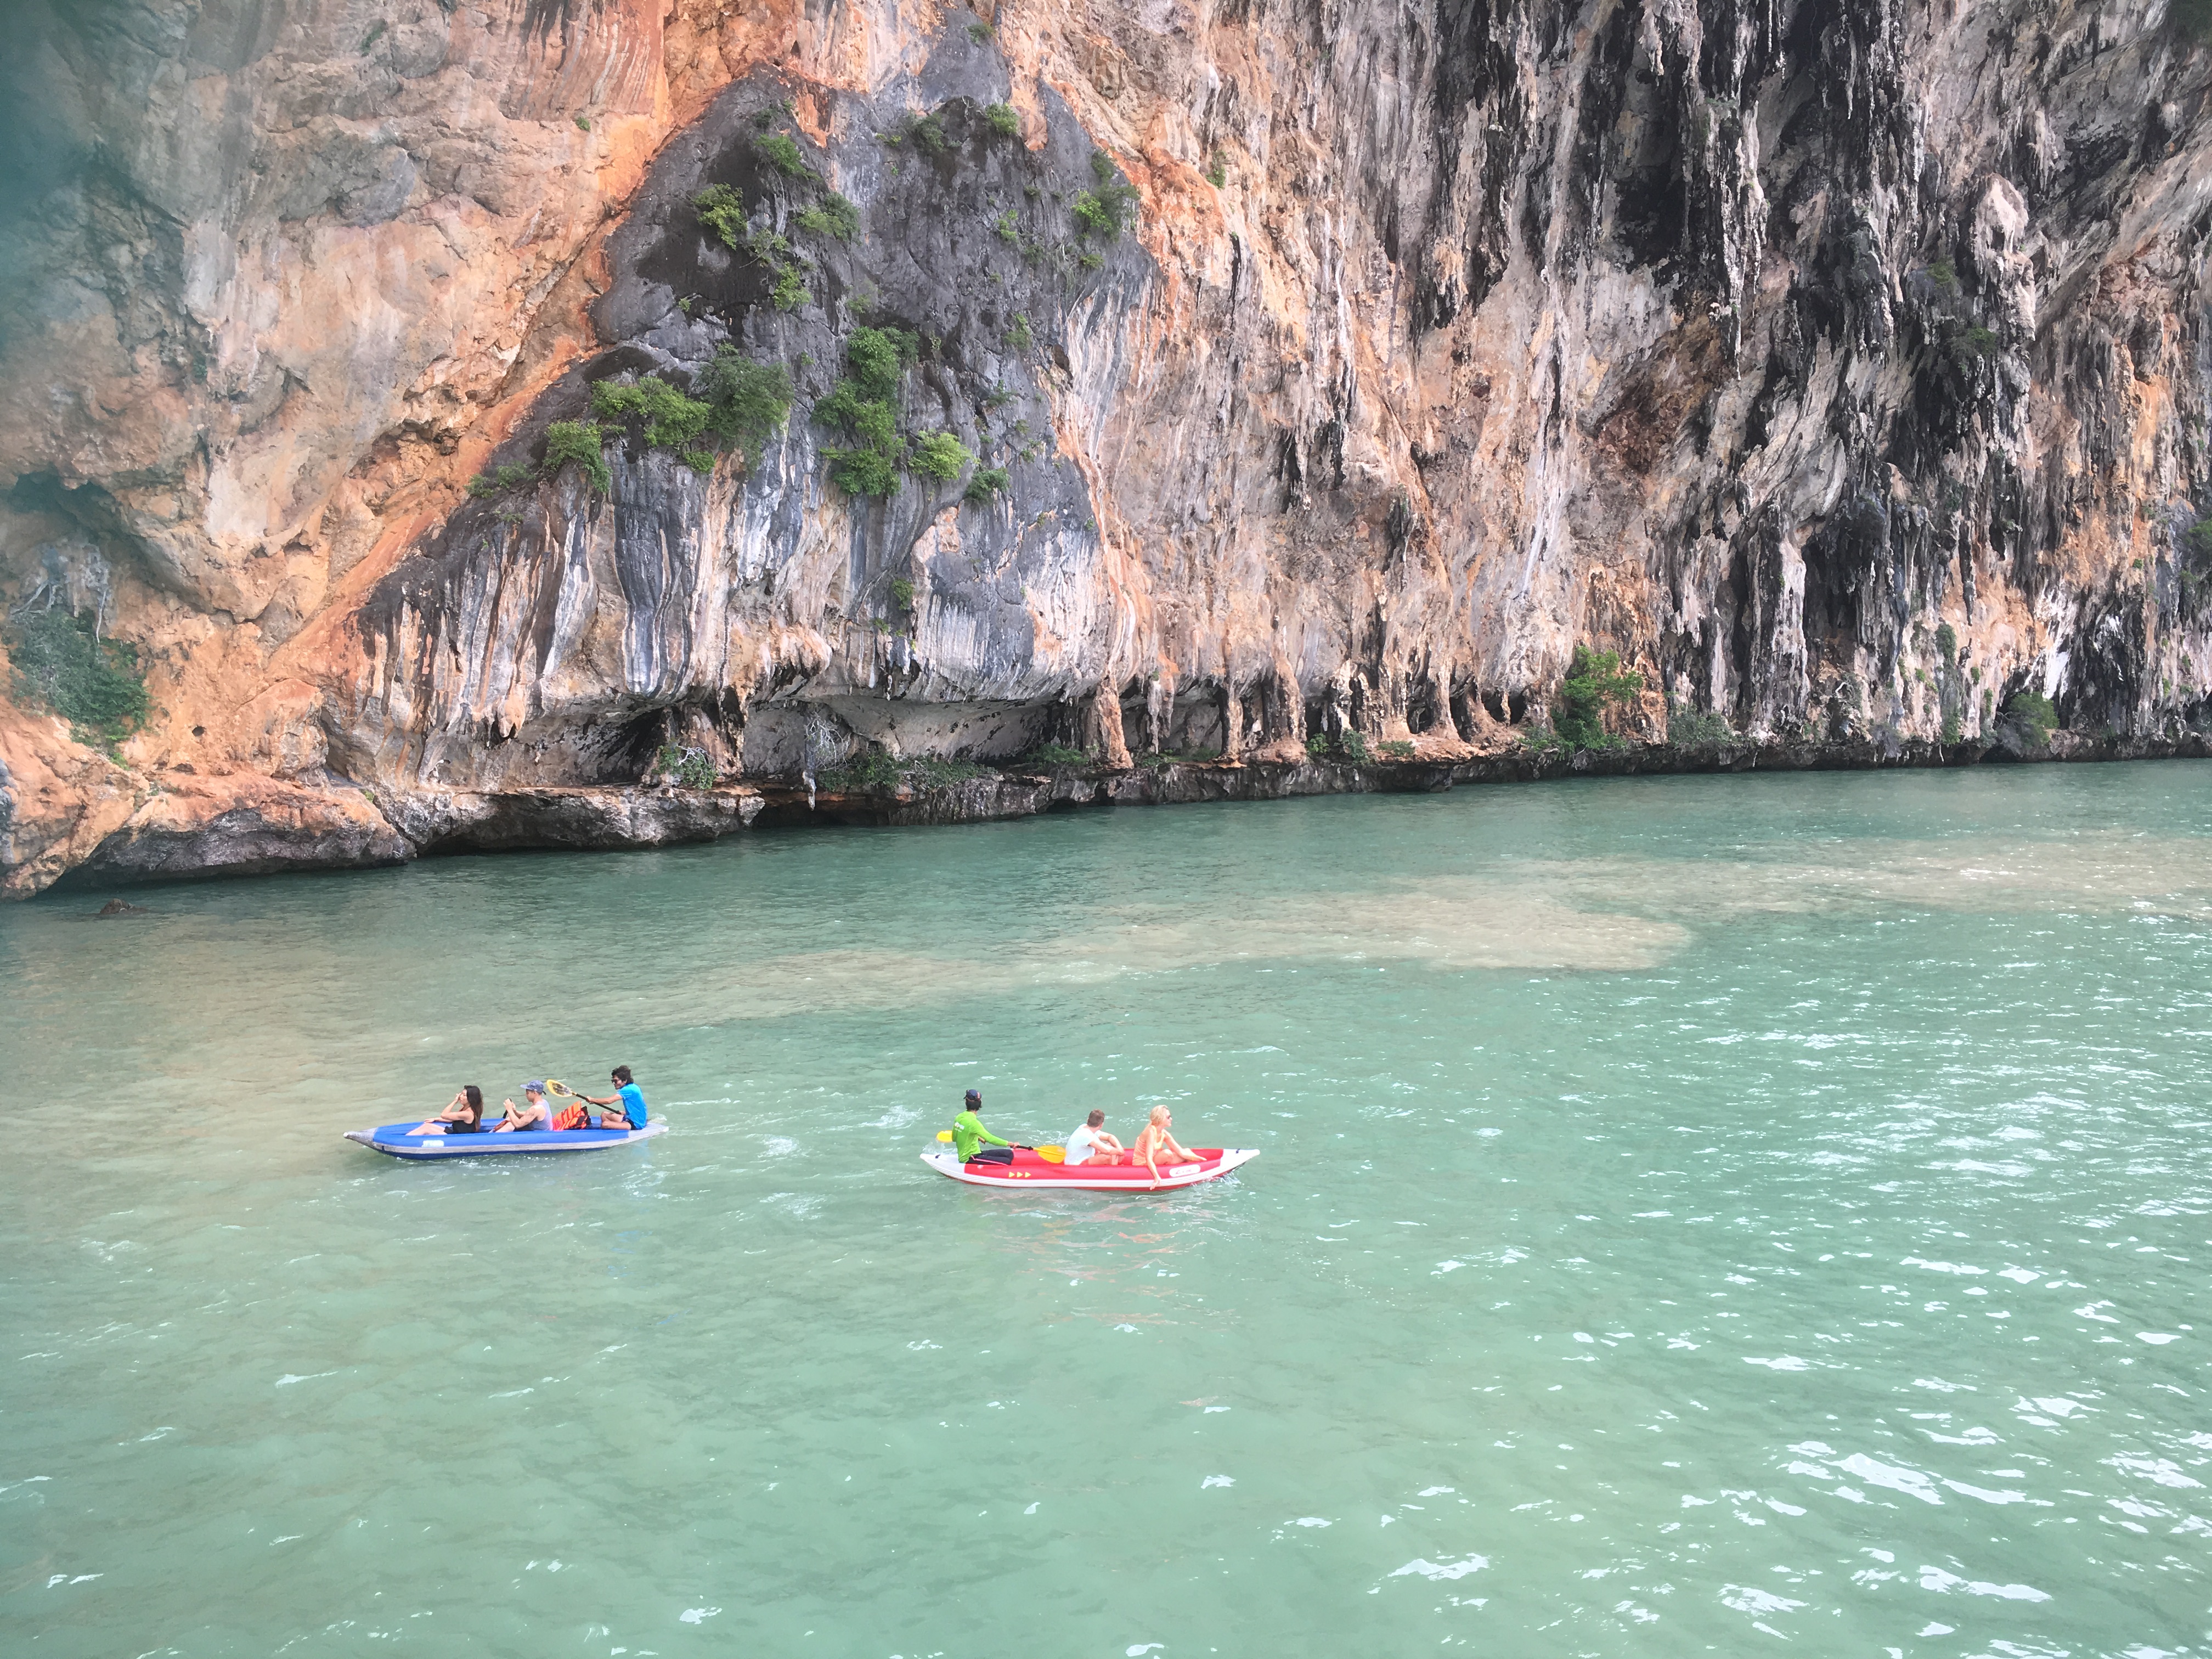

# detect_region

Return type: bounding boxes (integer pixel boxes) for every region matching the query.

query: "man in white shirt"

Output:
[1065,1109,1126,1166]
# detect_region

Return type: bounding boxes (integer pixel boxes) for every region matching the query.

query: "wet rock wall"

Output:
[4,0,2212,893]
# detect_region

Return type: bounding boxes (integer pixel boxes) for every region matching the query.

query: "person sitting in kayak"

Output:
[1065,1109,1125,1167]
[575,1065,648,1130]
[1132,1105,1198,1178]
[410,1086,485,1136]
[952,1090,1014,1165]
[494,1081,555,1133]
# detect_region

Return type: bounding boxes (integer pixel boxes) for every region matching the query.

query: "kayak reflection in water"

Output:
[952,1090,1015,1165]
[1132,1105,1197,1180]
[410,1085,485,1136]
[1065,1109,1126,1167]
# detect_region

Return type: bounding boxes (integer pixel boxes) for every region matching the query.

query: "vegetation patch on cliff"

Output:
[2000,690,2059,752]
[794,194,860,242]
[1307,730,1372,763]
[5,605,150,749]
[1666,705,1735,749]
[816,326,933,496]
[1071,152,1139,239]
[591,376,712,452]
[1554,647,1645,749]
[699,349,795,459]
[650,744,720,789]
[818,748,990,793]
[543,420,612,495]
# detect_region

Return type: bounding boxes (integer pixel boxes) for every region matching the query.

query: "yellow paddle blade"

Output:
[1036,1144,1065,1164]
[936,1130,954,1142]
[545,1080,571,1097]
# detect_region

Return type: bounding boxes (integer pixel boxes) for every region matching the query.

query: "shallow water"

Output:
[4,764,2210,1657]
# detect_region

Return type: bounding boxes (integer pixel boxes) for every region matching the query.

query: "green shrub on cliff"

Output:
[817,749,987,794]
[1022,742,1094,770]
[1073,152,1139,238]
[824,446,898,497]
[591,375,712,450]
[694,184,747,249]
[2004,689,2059,745]
[1553,646,1644,750]
[2173,0,2212,40]
[542,420,612,494]
[771,263,811,312]
[904,757,989,790]
[467,462,535,498]
[983,102,1020,138]
[698,349,794,458]
[4,606,149,748]
[652,743,719,788]
[816,382,900,450]
[1304,730,1370,762]
[741,224,791,264]
[794,193,860,241]
[910,431,977,482]
[815,327,920,496]
[1666,704,1734,748]
[847,325,917,397]
[819,747,903,792]
[754,132,813,179]
[907,112,950,155]
[1952,325,1999,366]
[964,465,1009,503]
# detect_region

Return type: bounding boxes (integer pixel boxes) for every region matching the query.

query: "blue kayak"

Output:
[343,1121,665,1159]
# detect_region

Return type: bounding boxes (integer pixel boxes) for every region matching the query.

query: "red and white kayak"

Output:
[922,1145,1260,1192]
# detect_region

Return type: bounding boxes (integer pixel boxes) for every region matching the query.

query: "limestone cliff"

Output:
[5,0,2212,894]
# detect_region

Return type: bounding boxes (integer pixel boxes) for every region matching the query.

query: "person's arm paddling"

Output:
[576,1066,646,1127]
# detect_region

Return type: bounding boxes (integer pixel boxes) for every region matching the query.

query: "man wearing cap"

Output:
[951,1090,1014,1166]
[495,1081,556,1133]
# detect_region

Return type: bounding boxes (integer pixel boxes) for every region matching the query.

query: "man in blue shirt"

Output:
[579,1065,648,1130]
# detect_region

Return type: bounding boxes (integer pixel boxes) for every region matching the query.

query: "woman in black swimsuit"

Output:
[409,1086,486,1136]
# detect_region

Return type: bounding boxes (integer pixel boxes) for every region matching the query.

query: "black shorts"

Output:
[967,1146,1014,1166]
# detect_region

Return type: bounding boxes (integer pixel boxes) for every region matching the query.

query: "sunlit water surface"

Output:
[4,765,2210,1658]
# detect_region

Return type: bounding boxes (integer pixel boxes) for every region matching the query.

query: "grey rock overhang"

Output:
[352,37,1154,789]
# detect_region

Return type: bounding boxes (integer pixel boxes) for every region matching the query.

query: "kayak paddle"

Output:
[934,1130,1066,1163]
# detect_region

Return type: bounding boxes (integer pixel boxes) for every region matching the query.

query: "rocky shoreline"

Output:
[34,731,2211,896]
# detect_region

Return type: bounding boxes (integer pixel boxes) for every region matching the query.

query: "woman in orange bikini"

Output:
[1132,1104,1198,1180]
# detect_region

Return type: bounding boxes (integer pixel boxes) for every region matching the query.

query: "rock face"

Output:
[4,0,2212,894]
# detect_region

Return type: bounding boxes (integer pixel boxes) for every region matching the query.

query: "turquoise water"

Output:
[4,765,2210,1657]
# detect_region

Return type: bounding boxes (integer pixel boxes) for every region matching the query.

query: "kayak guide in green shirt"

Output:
[952,1090,1014,1165]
